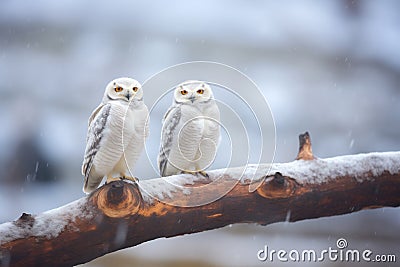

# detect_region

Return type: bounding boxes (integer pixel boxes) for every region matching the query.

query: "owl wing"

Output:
[158,105,181,176]
[82,103,111,179]
[88,104,104,129]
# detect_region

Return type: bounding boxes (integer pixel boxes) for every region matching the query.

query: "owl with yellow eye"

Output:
[82,77,149,193]
[158,80,220,177]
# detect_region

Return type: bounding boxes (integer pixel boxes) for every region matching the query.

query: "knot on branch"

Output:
[91,181,142,218]
[256,172,299,199]
[296,131,316,160]
[13,213,35,228]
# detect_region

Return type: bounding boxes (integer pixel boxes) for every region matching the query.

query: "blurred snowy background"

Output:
[0,0,399,266]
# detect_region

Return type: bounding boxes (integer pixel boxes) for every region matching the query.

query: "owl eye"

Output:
[133,87,139,92]
[197,89,204,94]
[115,86,123,92]
[180,90,188,95]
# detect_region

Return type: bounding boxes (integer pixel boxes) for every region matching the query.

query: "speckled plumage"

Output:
[158,80,220,177]
[82,77,149,193]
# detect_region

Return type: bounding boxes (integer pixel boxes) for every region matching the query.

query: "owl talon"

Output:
[105,176,122,184]
[121,176,139,183]
[180,170,209,179]
[197,171,209,178]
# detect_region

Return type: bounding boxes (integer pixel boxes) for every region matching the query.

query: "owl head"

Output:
[103,77,143,103]
[174,80,213,104]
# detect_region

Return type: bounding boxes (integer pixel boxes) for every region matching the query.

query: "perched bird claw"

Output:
[121,176,139,183]
[180,170,210,180]
[197,170,209,178]
[105,176,123,184]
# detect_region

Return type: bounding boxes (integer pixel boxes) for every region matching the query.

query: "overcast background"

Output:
[0,0,399,266]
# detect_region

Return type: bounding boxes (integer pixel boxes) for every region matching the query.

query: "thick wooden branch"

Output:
[1,133,400,267]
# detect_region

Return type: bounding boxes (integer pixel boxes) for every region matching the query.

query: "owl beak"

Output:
[125,92,131,101]
[189,95,196,103]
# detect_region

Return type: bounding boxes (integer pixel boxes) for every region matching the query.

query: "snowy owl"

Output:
[82,77,149,193]
[158,80,220,177]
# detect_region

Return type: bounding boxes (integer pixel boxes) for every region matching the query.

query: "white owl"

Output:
[158,80,220,177]
[82,77,149,193]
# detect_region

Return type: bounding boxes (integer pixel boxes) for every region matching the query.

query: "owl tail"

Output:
[83,175,103,194]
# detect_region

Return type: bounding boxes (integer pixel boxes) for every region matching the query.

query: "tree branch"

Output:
[1,132,399,267]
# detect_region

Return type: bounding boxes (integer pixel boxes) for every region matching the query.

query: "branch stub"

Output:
[14,213,35,228]
[296,131,316,160]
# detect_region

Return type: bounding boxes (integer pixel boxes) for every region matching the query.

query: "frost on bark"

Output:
[0,132,399,267]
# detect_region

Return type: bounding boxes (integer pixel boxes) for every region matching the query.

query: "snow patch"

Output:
[139,173,198,203]
[267,151,400,184]
[138,152,400,204]
[0,198,92,245]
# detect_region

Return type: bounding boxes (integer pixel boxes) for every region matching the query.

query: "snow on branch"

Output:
[1,132,400,267]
